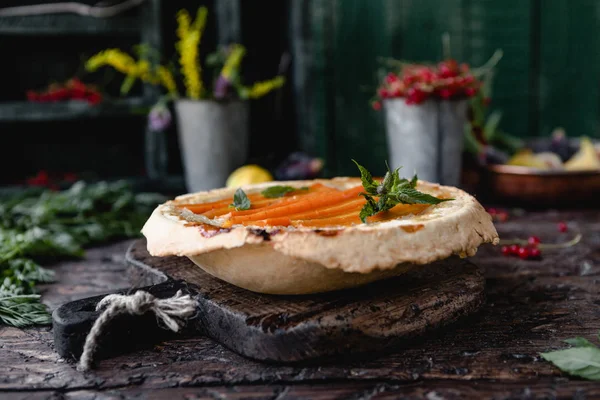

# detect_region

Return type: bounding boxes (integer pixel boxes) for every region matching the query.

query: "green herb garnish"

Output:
[230,188,251,210]
[352,160,452,223]
[0,180,165,327]
[541,332,600,381]
[261,185,308,198]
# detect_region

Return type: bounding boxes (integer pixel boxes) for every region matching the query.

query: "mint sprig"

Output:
[352,160,452,223]
[230,188,251,210]
[541,332,600,381]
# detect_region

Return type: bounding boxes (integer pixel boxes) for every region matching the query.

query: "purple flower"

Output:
[148,103,172,131]
[213,75,230,99]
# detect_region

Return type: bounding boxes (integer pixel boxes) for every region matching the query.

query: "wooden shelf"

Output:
[0,98,154,122]
[0,14,141,35]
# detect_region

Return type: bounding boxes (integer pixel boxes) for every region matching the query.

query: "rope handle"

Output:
[77,289,197,372]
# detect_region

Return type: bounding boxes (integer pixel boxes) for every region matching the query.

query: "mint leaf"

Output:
[565,337,597,348]
[230,188,251,210]
[353,160,452,223]
[261,186,305,198]
[352,159,378,195]
[358,194,378,223]
[410,174,418,188]
[391,187,452,205]
[541,346,600,381]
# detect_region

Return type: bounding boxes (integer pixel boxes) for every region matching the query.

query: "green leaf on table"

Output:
[261,186,307,198]
[564,337,597,348]
[541,346,600,381]
[230,188,251,210]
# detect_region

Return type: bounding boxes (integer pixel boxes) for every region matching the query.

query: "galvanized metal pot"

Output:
[383,98,468,186]
[175,100,249,192]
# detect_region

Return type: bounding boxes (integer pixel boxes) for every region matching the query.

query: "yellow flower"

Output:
[221,44,246,81]
[192,6,208,35]
[85,49,137,76]
[158,66,177,95]
[175,6,208,99]
[247,76,285,99]
[176,9,191,40]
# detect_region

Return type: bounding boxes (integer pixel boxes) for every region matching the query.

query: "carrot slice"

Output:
[201,198,279,218]
[251,217,292,227]
[283,197,366,220]
[228,184,340,218]
[292,203,430,227]
[224,185,364,227]
[178,184,324,215]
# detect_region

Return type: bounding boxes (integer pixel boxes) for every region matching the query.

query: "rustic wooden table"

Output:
[2,209,600,399]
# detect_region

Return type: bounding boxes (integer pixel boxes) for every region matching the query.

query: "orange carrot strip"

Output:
[177,193,264,214]
[201,198,279,218]
[251,217,292,227]
[228,184,335,217]
[228,185,340,218]
[225,186,364,227]
[178,185,326,215]
[292,203,431,228]
[276,197,366,221]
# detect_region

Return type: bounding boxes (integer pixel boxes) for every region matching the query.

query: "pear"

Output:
[564,137,600,171]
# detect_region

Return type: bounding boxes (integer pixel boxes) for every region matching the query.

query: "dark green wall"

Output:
[290,0,600,177]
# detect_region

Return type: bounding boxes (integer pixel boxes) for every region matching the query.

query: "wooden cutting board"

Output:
[53,238,485,364]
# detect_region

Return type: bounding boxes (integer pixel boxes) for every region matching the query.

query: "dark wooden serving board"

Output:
[53,238,485,364]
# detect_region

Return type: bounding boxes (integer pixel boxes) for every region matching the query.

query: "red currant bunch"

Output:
[373,59,481,109]
[501,236,542,260]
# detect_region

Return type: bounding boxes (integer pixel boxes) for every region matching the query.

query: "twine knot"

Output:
[77,289,196,372]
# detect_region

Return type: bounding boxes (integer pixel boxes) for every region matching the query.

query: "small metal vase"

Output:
[383,98,468,186]
[174,100,249,192]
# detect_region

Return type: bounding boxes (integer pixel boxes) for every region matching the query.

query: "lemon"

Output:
[226,165,273,188]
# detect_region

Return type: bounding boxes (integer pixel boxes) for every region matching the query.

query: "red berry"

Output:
[496,211,509,222]
[527,236,541,246]
[385,73,399,84]
[509,244,520,255]
[487,207,497,216]
[86,92,102,105]
[463,75,475,84]
[26,90,39,101]
[372,101,382,111]
[558,222,568,233]
[439,88,453,99]
[529,247,541,259]
[465,87,477,97]
[518,247,530,259]
[378,88,389,98]
[501,245,511,256]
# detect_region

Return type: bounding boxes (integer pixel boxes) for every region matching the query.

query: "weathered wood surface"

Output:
[65,240,481,363]
[2,210,600,399]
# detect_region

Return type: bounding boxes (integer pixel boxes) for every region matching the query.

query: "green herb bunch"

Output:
[0,181,165,327]
[353,160,452,223]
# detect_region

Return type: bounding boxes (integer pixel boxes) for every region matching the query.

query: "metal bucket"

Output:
[383,98,468,186]
[175,100,249,192]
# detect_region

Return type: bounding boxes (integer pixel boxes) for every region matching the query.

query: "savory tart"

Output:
[142,165,499,295]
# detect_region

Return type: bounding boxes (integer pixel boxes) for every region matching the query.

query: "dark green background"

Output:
[2,0,598,183]
[292,0,600,176]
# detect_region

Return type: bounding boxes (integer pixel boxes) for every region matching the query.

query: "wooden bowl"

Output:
[481,164,600,208]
